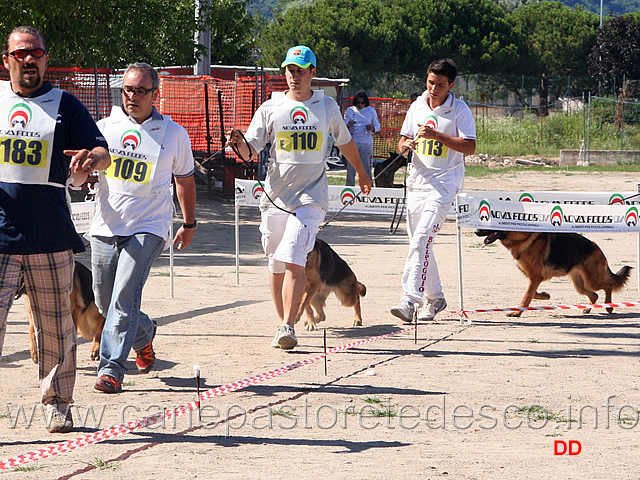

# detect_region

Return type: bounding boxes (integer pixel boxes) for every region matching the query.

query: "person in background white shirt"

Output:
[344,91,380,186]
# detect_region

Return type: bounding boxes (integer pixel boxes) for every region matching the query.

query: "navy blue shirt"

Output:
[0,82,108,254]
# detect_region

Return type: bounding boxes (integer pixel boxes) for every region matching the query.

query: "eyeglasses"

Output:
[9,48,47,59]
[120,86,156,97]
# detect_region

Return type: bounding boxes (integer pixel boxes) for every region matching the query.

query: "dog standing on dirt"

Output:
[296,238,367,330]
[373,152,407,188]
[18,261,105,363]
[475,230,631,317]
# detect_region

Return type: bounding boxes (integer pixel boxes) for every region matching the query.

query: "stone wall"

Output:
[560,149,640,166]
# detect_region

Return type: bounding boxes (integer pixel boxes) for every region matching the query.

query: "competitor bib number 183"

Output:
[0,136,47,167]
[104,155,152,184]
[276,131,323,151]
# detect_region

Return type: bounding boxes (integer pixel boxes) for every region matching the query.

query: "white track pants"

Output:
[400,185,457,306]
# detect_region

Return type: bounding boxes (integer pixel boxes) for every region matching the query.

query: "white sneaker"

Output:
[418,298,448,321]
[45,403,73,433]
[271,324,298,350]
[390,299,416,323]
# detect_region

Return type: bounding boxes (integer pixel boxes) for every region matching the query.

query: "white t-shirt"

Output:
[89,107,194,240]
[245,90,351,211]
[400,91,476,191]
[344,105,380,144]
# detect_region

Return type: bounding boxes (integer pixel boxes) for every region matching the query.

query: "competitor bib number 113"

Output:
[104,156,152,184]
[0,136,47,167]
[416,138,448,158]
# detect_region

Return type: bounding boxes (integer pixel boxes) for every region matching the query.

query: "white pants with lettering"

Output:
[400,185,458,306]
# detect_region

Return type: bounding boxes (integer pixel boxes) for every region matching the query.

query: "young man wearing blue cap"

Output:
[229,45,372,350]
[390,58,476,323]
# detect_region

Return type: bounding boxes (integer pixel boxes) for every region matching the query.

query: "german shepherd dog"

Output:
[295,238,367,331]
[475,230,632,317]
[373,152,408,188]
[17,261,105,362]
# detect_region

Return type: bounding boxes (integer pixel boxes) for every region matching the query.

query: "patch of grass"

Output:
[13,465,44,472]
[528,338,540,343]
[86,458,120,470]
[617,414,638,426]
[190,450,208,455]
[534,363,550,367]
[363,397,384,405]
[270,408,297,418]
[122,381,136,387]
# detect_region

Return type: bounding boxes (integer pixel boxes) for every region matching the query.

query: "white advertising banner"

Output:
[70,201,95,233]
[234,179,405,215]
[456,192,640,233]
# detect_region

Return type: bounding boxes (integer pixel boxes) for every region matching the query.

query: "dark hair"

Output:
[3,26,46,57]
[353,91,370,107]
[409,92,420,102]
[427,58,457,84]
[124,62,160,89]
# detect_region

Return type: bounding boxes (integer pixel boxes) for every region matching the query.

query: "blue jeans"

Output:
[91,233,164,382]
[346,141,373,186]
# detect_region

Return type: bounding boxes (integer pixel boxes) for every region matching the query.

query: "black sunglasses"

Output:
[120,86,156,97]
[9,48,47,59]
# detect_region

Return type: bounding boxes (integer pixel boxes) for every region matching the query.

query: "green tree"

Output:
[0,0,253,68]
[259,0,519,78]
[509,1,598,112]
[588,13,640,94]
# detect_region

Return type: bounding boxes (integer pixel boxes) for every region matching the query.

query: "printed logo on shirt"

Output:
[424,115,438,130]
[8,103,32,129]
[290,106,308,125]
[121,129,142,150]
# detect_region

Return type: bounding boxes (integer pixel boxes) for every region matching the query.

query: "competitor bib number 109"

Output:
[0,136,46,167]
[104,155,152,184]
[276,131,323,151]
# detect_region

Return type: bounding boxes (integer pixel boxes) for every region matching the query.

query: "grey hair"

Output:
[124,62,159,89]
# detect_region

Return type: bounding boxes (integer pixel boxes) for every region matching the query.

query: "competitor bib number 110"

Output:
[276,131,323,151]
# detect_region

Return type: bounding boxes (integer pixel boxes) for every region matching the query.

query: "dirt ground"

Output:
[1,169,639,479]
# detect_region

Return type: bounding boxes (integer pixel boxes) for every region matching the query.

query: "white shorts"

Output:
[259,204,326,273]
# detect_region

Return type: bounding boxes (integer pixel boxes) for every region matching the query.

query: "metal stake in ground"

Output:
[194,364,201,422]
[323,330,328,376]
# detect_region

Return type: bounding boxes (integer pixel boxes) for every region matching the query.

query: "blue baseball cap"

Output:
[281,45,316,69]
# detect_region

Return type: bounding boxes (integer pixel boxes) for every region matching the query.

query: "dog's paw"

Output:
[305,322,318,331]
[581,308,592,314]
[606,307,613,314]
[534,291,551,300]
[352,319,362,327]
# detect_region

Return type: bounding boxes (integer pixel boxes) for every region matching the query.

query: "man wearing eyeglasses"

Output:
[88,62,196,394]
[0,26,110,433]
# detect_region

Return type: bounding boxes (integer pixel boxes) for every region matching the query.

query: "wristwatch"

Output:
[182,220,198,229]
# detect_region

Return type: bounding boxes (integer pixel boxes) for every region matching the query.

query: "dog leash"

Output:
[228,129,296,216]
[319,147,411,231]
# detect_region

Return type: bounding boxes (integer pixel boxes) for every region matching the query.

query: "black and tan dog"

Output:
[475,229,631,317]
[295,238,367,331]
[17,261,105,363]
[373,152,408,188]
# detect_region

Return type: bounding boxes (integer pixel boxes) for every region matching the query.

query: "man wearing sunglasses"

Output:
[0,26,110,433]
[88,62,196,394]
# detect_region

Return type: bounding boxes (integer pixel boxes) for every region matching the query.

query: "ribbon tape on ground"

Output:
[0,300,637,470]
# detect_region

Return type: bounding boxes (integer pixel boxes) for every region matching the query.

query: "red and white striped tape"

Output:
[0,320,432,470]
[2,299,637,470]
[456,301,640,315]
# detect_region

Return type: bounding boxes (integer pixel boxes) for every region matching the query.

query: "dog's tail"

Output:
[611,265,632,290]
[358,282,367,297]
